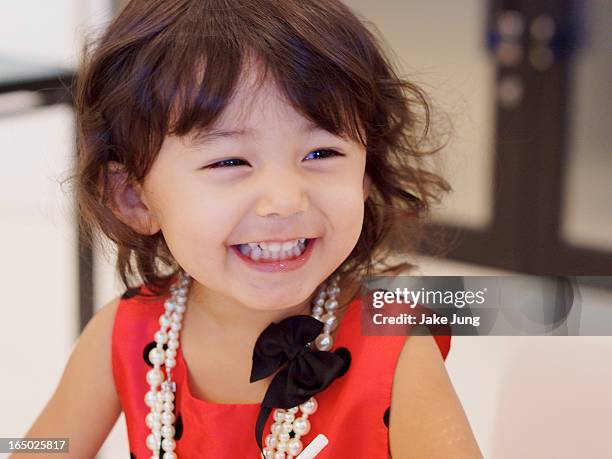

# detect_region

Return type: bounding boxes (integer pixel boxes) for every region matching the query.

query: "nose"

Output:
[254,166,309,218]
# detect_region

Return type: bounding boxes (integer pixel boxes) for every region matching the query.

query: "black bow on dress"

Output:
[250,314,351,455]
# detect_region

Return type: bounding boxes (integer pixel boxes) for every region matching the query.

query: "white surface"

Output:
[0,106,78,456]
[0,0,113,68]
[561,0,612,251]
[414,256,612,458]
[346,0,496,230]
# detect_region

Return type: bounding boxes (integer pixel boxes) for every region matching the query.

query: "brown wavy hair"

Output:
[68,0,452,300]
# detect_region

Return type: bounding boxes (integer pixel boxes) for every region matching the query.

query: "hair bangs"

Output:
[152,3,370,147]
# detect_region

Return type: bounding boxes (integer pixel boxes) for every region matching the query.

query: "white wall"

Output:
[346,0,497,230]
[0,104,78,455]
[0,3,126,459]
[0,0,113,68]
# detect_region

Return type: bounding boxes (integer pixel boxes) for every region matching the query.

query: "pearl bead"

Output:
[274,452,285,459]
[170,321,182,332]
[146,433,157,451]
[315,333,333,351]
[164,301,175,312]
[272,422,283,435]
[287,407,299,414]
[287,438,304,456]
[145,390,157,407]
[299,398,318,415]
[284,412,295,423]
[279,432,290,443]
[149,348,165,366]
[146,368,163,387]
[265,434,278,448]
[159,315,171,328]
[276,441,287,453]
[170,312,182,323]
[263,447,276,458]
[324,298,339,311]
[292,417,311,436]
[321,313,338,332]
[165,357,176,368]
[165,348,177,359]
[273,410,286,422]
[161,437,176,451]
[154,330,168,345]
[312,305,325,316]
[167,340,179,350]
[161,425,175,438]
[314,297,325,307]
[154,397,163,410]
[161,412,175,425]
[163,401,174,412]
[146,412,155,428]
[168,330,179,341]
[175,303,186,314]
[281,421,293,433]
[162,452,177,459]
[162,391,175,403]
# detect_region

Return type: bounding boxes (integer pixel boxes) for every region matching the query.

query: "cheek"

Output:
[327,189,365,241]
[156,191,235,267]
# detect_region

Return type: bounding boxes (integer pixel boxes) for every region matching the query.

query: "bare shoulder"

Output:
[389,328,483,459]
[12,297,123,459]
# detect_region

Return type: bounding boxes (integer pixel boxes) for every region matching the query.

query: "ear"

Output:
[99,161,161,235]
[363,173,371,201]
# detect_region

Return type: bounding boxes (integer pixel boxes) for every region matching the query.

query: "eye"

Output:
[202,149,343,170]
[304,149,343,161]
[205,158,248,169]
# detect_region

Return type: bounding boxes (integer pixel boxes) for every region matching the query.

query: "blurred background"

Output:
[1,0,610,457]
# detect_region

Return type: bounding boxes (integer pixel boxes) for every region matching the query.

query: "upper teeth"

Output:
[246,239,306,251]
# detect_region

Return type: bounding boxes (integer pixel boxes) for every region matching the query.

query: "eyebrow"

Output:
[189,121,325,147]
[190,127,255,146]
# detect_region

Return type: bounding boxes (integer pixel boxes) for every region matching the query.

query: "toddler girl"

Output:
[19,0,482,458]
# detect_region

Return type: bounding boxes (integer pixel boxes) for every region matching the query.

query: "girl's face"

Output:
[138,70,370,312]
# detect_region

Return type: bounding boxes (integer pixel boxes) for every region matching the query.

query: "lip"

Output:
[237,237,309,245]
[230,238,317,273]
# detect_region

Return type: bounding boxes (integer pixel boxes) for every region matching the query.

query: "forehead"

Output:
[186,62,324,145]
[216,66,309,130]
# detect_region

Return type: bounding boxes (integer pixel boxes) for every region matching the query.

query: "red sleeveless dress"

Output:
[112,283,451,458]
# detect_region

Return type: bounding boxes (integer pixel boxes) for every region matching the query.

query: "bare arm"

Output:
[389,329,483,458]
[8,297,123,459]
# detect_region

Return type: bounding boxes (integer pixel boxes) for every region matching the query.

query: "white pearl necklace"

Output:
[143,269,342,459]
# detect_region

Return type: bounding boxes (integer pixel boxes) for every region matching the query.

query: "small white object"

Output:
[295,434,329,459]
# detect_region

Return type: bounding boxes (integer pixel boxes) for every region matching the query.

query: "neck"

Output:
[187,278,361,348]
[185,280,319,344]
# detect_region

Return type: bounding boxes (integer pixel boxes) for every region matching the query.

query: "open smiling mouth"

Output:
[229,238,317,273]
